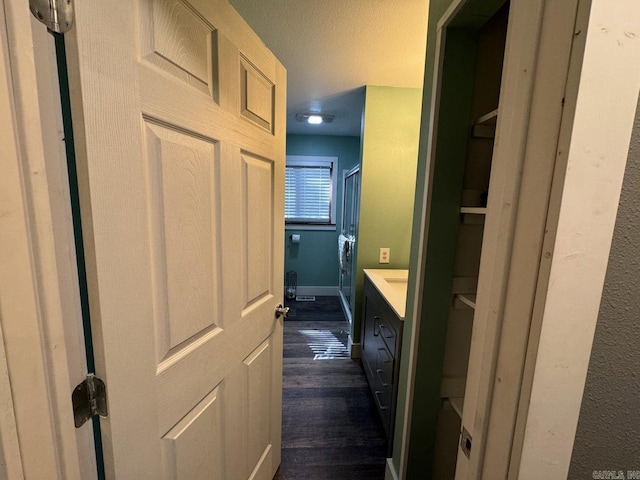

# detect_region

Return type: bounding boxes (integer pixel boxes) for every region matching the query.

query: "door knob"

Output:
[275,304,290,319]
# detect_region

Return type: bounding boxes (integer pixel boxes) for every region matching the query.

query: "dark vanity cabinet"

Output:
[361,275,404,455]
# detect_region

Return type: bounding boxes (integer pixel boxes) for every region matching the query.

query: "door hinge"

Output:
[29,0,74,34]
[72,374,107,428]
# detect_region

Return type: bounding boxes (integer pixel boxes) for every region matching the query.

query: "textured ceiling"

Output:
[229,0,429,136]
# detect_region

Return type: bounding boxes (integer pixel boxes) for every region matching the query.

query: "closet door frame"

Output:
[394,0,627,478]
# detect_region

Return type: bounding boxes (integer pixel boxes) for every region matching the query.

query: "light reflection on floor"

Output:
[298,329,350,360]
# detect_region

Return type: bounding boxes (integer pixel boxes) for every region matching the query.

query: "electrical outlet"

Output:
[379,247,390,264]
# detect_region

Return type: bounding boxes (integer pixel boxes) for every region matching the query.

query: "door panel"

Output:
[242,153,274,304]
[144,120,221,363]
[245,340,274,476]
[67,0,285,478]
[161,387,223,480]
[140,0,217,96]
[240,57,275,131]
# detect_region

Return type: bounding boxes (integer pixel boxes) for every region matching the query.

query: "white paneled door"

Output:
[66,1,286,478]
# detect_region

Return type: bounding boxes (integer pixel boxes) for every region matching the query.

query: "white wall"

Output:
[518,1,640,477]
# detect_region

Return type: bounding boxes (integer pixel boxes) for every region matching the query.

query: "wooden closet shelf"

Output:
[460,207,487,215]
[475,108,498,125]
[449,397,464,419]
[454,294,477,310]
[472,109,498,138]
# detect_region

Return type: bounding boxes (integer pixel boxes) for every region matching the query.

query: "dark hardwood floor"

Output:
[275,297,387,480]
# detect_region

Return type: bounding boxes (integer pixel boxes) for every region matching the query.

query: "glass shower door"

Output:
[339,165,360,323]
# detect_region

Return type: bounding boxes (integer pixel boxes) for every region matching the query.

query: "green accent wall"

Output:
[353,86,422,343]
[285,134,360,287]
[406,30,478,478]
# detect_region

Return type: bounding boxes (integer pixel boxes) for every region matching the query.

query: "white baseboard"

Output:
[385,457,400,480]
[349,338,361,359]
[296,286,339,296]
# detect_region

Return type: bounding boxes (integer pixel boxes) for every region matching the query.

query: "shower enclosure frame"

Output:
[338,165,360,325]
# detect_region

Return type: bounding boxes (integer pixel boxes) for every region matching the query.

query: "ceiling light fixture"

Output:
[295,113,335,125]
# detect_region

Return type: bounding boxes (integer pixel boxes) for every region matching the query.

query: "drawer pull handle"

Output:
[374,390,389,410]
[378,324,395,339]
[376,368,389,387]
[373,316,380,335]
[378,347,392,364]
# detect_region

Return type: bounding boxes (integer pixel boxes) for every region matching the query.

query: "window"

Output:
[285,156,337,228]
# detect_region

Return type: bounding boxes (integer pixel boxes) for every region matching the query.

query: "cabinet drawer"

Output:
[361,295,380,380]
[373,383,392,432]
[375,318,398,358]
[376,345,393,387]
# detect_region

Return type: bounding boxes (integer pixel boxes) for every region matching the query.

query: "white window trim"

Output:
[285,155,338,229]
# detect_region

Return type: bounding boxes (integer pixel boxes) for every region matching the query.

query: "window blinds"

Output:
[285,163,333,223]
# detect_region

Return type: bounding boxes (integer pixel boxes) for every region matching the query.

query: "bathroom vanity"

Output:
[361,269,408,454]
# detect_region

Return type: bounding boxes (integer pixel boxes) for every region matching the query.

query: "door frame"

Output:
[395,0,563,476]
[514,0,640,477]
[395,1,640,480]
[0,1,95,478]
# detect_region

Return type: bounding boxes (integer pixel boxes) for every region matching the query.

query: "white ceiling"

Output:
[229,0,430,137]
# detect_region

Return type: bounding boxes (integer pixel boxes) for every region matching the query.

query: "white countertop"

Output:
[363,269,409,320]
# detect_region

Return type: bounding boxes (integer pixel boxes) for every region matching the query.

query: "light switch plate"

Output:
[379,247,390,264]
